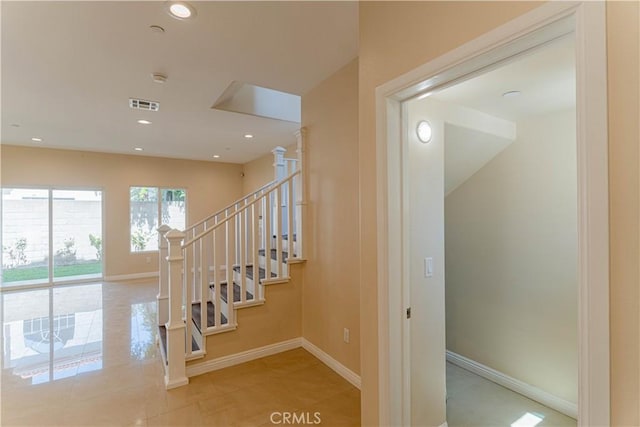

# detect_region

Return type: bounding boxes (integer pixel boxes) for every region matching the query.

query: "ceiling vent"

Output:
[129,98,160,112]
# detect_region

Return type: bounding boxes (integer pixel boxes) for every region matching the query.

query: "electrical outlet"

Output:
[343,328,350,343]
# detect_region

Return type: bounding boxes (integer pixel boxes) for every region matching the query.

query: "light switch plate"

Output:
[425,257,433,278]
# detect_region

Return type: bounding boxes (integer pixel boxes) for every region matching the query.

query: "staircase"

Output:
[156,132,306,389]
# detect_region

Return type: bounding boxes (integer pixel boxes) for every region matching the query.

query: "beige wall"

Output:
[445,109,578,403]
[0,145,244,278]
[242,145,295,196]
[358,2,542,424]
[607,2,640,425]
[302,59,360,374]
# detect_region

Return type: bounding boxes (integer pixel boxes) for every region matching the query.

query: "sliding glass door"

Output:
[1,188,103,288]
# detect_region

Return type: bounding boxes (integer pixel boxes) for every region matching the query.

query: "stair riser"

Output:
[232,271,258,294]
[258,255,288,275]
[270,238,298,255]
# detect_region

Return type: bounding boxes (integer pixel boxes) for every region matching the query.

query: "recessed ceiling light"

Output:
[151,73,167,84]
[502,90,522,98]
[31,137,43,142]
[213,155,220,158]
[166,1,197,20]
[244,134,254,139]
[134,147,144,151]
[137,119,152,125]
[149,25,165,34]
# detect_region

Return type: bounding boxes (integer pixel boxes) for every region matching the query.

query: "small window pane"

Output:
[130,187,159,252]
[161,189,186,231]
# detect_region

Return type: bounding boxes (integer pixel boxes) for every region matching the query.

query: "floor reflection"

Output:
[130,301,156,361]
[2,284,103,384]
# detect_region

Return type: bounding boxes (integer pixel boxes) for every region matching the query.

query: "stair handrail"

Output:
[184,179,276,234]
[182,170,300,249]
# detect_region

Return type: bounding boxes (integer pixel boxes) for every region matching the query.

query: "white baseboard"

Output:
[439,422,448,427]
[446,350,577,419]
[302,338,361,390]
[186,337,302,377]
[185,336,362,391]
[103,272,159,282]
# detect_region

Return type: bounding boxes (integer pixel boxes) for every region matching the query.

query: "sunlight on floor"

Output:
[511,412,545,427]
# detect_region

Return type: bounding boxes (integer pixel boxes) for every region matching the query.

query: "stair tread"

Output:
[209,281,253,303]
[191,301,228,333]
[258,249,290,262]
[232,265,277,281]
[158,324,198,361]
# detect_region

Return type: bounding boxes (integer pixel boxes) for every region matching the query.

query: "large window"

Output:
[130,187,186,252]
[1,188,103,287]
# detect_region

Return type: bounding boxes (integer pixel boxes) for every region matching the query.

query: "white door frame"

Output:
[375,2,609,426]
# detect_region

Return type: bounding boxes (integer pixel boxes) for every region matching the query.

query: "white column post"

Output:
[164,229,188,389]
[294,128,306,259]
[157,224,172,327]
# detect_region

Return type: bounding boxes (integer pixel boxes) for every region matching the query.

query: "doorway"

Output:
[406,34,578,426]
[1,188,104,288]
[375,2,609,426]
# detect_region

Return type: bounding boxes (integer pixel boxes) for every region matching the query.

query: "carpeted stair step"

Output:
[233,265,277,281]
[258,249,290,262]
[209,281,253,303]
[158,324,198,362]
[191,301,228,334]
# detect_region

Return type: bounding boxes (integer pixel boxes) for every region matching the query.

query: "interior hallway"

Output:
[446,362,576,427]
[0,280,360,426]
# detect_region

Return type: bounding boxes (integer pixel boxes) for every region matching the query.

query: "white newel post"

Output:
[164,229,189,389]
[157,224,172,327]
[272,146,287,181]
[295,128,306,259]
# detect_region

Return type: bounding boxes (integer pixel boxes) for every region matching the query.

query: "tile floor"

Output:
[446,362,577,427]
[0,280,360,426]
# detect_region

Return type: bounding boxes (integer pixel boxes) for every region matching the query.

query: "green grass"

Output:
[2,261,102,283]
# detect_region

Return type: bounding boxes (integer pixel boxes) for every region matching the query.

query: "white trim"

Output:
[164,376,189,390]
[446,351,577,419]
[179,336,363,392]
[375,2,609,426]
[302,338,361,390]
[186,337,302,377]
[104,271,158,282]
[439,423,448,427]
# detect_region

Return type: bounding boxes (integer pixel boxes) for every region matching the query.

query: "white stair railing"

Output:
[160,170,302,387]
[158,130,306,389]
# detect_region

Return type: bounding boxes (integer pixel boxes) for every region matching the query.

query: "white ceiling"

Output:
[1,1,358,163]
[433,35,575,121]
[430,35,575,195]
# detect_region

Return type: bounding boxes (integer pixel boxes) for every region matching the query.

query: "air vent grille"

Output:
[129,98,160,111]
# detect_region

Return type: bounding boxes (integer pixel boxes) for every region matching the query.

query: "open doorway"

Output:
[375,3,609,426]
[406,35,577,426]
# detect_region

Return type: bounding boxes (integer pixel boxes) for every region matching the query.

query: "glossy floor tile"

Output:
[446,362,577,427]
[1,280,360,426]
